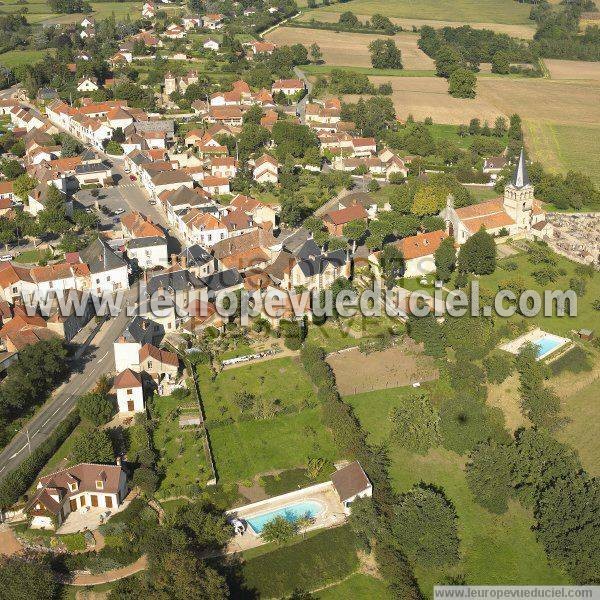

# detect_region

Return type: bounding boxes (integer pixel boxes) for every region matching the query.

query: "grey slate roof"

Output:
[121,315,162,344]
[127,236,167,250]
[297,248,346,277]
[180,244,213,267]
[146,268,203,296]
[80,238,127,274]
[75,161,110,175]
[512,148,530,189]
[200,268,243,292]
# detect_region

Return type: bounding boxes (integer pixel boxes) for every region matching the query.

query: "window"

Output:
[95,480,104,490]
[127,388,132,395]
[68,482,77,492]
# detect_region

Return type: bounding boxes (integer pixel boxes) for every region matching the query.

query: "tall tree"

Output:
[434,235,456,282]
[457,227,496,274]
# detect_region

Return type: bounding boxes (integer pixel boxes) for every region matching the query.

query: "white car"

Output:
[0,254,12,262]
[113,208,126,215]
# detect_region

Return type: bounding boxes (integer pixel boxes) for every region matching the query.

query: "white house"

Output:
[79,238,129,294]
[203,38,220,51]
[330,461,372,515]
[142,2,155,18]
[114,368,145,413]
[126,236,168,269]
[26,463,127,529]
[76,77,99,93]
[272,78,306,96]
[253,154,278,184]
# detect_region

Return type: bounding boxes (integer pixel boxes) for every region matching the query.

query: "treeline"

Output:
[48,0,91,14]
[295,10,399,35]
[0,14,31,55]
[530,0,600,61]
[0,338,69,448]
[300,343,424,598]
[419,25,541,75]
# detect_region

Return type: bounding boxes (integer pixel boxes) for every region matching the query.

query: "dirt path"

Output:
[70,555,148,587]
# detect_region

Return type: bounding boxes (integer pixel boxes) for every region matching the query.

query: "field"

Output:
[342,75,504,124]
[266,27,434,70]
[545,59,600,81]
[298,0,534,28]
[0,50,53,68]
[327,342,439,396]
[555,374,600,476]
[207,408,339,482]
[0,0,178,24]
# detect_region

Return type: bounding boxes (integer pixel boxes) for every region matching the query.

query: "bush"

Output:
[241,526,359,598]
[549,346,592,376]
[484,352,514,384]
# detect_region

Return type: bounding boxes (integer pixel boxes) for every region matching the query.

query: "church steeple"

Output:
[511,148,530,189]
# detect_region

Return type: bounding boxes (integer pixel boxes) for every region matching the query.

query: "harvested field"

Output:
[297,10,536,39]
[266,27,434,70]
[299,0,533,27]
[327,341,439,396]
[477,78,600,127]
[545,59,600,81]
[341,76,504,124]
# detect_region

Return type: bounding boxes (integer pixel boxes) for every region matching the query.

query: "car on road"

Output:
[0,254,13,262]
[129,175,137,181]
[149,199,157,205]
[114,208,125,215]
[85,207,94,214]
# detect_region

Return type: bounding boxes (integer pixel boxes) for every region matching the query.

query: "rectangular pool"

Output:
[246,500,324,534]
[534,336,565,359]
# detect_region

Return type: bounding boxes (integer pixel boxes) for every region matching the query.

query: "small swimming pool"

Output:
[246,500,324,534]
[534,335,565,359]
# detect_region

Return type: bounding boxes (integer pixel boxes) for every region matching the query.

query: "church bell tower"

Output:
[503,149,534,230]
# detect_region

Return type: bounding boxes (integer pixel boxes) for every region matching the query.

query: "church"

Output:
[441,150,549,244]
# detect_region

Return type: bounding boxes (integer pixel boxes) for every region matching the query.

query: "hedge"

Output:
[241,526,359,598]
[0,411,80,509]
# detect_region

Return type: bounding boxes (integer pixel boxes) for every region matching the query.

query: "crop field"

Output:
[341,75,505,124]
[0,49,53,68]
[477,78,600,184]
[545,59,600,81]
[298,0,535,31]
[266,27,434,70]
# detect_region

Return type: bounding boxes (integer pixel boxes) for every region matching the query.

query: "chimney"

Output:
[171,253,177,267]
[116,456,122,466]
[181,254,187,269]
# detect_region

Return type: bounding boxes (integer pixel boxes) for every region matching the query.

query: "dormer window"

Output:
[68,482,78,492]
[96,480,104,490]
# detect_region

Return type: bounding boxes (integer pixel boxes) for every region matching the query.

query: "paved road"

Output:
[294,66,313,124]
[0,286,137,483]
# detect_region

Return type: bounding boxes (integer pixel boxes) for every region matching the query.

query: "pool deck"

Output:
[498,328,571,361]
[225,482,347,553]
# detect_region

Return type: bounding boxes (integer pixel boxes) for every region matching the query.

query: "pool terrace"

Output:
[499,328,572,361]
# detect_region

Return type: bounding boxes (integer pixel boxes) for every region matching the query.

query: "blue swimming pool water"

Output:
[534,336,564,358]
[246,500,323,533]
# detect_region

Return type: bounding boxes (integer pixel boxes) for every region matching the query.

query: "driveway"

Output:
[0,524,22,556]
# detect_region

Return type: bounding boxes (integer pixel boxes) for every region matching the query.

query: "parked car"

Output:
[129,175,137,181]
[149,199,157,205]
[114,208,125,215]
[0,254,13,262]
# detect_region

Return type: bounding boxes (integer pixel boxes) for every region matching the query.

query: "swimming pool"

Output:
[246,500,324,534]
[534,335,565,359]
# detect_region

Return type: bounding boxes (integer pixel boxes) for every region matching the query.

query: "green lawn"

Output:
[389,447,569,595]
[556,377,600,477]
[344,382,570,595]
[152,393,211,494]
[0,50,53,68]
[198,357,318,421]
[208,408,339,482]
[318,573,392,599]
[346,385,423,444]
[302,64,435,77]
[15,248,53,265]
[302,0,532,25]
[472,250,600,335]
[305,322,361,352]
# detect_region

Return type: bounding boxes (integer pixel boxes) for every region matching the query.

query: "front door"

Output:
[105,496,113,508]
[90,495,98,507]
[69,499,77,512]
[127,400,135,411]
